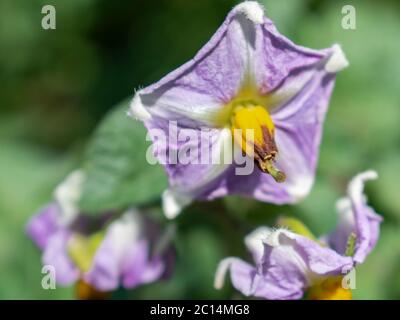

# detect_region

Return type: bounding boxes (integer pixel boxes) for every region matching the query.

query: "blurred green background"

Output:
[1,0,399,299]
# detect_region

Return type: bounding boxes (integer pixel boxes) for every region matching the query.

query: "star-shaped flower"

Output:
[129,1,349,218]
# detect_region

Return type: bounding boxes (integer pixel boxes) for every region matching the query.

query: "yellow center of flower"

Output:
[231,105,275,152]
[307,276,352,300]
[217,80,285,182]
[67,232,104,272]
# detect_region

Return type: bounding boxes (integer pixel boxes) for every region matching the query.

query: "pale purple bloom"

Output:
[26,171,174,291]
[129,1,348,218]
[214,171,382,300]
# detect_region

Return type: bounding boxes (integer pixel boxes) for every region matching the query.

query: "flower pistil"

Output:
[225,82,285,182]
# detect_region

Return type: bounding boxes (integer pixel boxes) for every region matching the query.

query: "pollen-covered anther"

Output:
[231,105,286,183]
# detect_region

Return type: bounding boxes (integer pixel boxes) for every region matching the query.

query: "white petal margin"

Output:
[214,257,242,290]
[347,170,378,205]
[244,227,272,263]
[128,93,152,121]
[263,228,309,277]
[325,44,349,73]
[264,228,305,247]
[54,170,86,226]
[162,189,193,220]
[335,197,355,230]
[130,88,222,126]
[103,209,142,260]
[235,1,265,24]
[285,173,314,202]
[162,128,239,219]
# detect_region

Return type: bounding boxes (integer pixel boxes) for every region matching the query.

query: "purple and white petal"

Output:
[121,239,165,288]
[42,231,79,286]
[161,127,237,218]
[226,44,347,203]
[328,170,382,263]
[264,229,353,278]
[252,229,353,299]
[244,226,272,263]
[129,2,268,127]
[53,170,86,226]
[215,227,354,300]
[214,257,258,296]
[85,209,172,290]
[215,228,305,300]
[84,210,142,291]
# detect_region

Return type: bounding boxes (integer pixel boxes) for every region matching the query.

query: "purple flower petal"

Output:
[328,171,382,263]
[214,257,258,296]
[85,210,172,290]
[42,230,79,286]
[255,229,353,299]
[215,172,382,300]
[265,230,353,276]
[26,203,60,250]
[122,239,165,288]
[215,228,353,300]
[84,212,142,291]
[130,3,267,126]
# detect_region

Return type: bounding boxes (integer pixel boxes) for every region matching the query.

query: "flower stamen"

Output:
[230,105,286,182]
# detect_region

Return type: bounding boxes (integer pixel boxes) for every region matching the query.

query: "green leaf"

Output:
[79,98,168,213]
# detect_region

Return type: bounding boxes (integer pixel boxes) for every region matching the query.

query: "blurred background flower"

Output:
[0,0,399,299]
[26,170,175,297]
